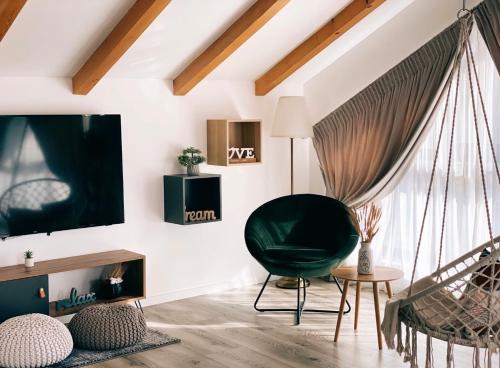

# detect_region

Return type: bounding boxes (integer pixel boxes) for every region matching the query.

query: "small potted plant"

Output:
[354,203,382,275]
[24,250,35,269]
[178,146,206,176]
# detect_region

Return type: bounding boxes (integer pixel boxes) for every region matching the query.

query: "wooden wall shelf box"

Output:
[163,174,222,225]
[0,250,145,321]
[207,119,261,166]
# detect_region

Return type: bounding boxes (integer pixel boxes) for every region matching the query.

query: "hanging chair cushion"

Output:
[444,275,500,339]
[410,277,459,330]
[470,249,500,290]
[451,288,499,335]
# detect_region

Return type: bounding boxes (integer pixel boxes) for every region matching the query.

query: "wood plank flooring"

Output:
[92,279,494,368]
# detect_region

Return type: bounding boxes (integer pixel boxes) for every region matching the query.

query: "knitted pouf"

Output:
[68,304,146,350]
[0,313,73,368]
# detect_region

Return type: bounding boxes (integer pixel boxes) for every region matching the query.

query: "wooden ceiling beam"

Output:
[173,0,290,96]
[0,0,26,42]
[72,0,171,95]
[255,0,385,96]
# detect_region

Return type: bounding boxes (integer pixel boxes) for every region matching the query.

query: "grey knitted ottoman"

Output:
[0,313,73,368]
[68,304,146,351]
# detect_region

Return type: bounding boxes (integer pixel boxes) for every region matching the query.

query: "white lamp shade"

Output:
[271,96,313,138]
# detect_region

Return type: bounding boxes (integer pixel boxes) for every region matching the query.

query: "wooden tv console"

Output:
[0,250,145,322]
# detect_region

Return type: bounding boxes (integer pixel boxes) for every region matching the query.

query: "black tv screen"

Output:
[0,115,124,238]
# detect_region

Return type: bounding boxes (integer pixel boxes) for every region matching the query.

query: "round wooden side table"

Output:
[331,266,403,350]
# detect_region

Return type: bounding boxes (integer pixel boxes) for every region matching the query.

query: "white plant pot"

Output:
[187,164,199,176]
[357,242,374,274]
[25,258,35,268]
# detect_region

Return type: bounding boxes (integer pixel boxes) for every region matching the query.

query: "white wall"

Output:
[0,77,310,306]
[305,0,482,195]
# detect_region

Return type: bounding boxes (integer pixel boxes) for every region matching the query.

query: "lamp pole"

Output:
[290,137,294,195]
[275,136,311,289]
[272,96,312,290]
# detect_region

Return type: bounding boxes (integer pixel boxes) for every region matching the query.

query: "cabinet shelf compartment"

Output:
[207,119,261,166]
[163,174,221,225]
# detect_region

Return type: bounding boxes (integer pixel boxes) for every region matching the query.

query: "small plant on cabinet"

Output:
[24,249,35,268]
[178,146,206,176]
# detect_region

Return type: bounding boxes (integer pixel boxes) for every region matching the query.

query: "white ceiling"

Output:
[120,0,353,80]
[0,0,416,86]
[0,0,134,78]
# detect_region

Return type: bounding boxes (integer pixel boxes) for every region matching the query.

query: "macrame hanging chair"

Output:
[381,9,500,368]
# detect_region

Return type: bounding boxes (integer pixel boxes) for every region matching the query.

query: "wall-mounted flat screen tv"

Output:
[0,115,124,238]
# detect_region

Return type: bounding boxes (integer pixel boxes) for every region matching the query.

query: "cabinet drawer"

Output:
[0,275,49,323]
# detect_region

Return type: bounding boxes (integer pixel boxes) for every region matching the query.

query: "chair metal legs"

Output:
[296,275,305,324]
[254,273,351,325]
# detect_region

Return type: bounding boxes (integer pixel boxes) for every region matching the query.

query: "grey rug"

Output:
[50,329,180,368]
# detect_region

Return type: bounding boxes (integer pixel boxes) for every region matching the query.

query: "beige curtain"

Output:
[313,22,461,207]
[474,0,500,74]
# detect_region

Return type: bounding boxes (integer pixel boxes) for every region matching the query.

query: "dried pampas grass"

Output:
[105,263,128,280]
[355,203,382,243]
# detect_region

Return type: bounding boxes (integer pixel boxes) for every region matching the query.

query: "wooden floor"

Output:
[93,279,492,368]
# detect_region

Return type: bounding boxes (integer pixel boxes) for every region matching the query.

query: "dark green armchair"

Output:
[245,194,359,324]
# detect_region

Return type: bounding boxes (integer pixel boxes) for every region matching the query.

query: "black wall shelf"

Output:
[163,174,222,225]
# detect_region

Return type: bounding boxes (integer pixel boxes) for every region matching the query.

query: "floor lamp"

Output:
[272,96,313,289]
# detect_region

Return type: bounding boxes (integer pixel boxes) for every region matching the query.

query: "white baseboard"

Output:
[141,276,266,308]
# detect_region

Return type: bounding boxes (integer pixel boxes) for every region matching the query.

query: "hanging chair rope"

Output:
[464,37,496,248]
[466,39,500,185]
[408,17,472,295]
[436,36,463,276]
